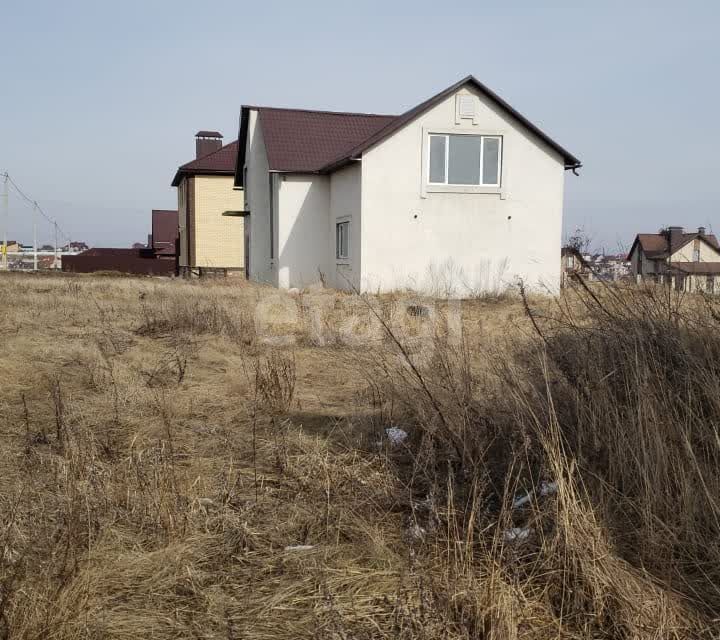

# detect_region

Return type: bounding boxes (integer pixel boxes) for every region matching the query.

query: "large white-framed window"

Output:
[336,220,349,260]
[427,133,502,187]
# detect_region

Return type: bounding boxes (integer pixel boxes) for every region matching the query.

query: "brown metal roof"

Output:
[258,108,395,172]
[234,75,581,186]
[323,75,581,172]
[172,140,238,186]
[670,262,720,274]
[631,232,720,260]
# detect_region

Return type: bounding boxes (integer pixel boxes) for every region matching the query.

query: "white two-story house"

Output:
[235,75,581,294]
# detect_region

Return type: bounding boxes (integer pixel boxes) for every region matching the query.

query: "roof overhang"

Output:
[172,168,235,187]
[321,75,582,174]
[235,75,582,183]
[234,107,250,188]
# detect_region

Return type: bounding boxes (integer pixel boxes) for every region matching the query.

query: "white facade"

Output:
[245,109,274,284]
[360,86,564,294]
[243,80,572,295]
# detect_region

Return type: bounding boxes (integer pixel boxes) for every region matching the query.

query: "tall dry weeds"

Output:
[1,274,720,638]
[362,281,720,638]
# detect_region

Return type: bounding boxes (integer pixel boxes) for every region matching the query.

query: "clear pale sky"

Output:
[1,0,718,251]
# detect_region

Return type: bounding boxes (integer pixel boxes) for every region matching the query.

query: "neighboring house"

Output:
[2,241,20,253]
[628,226,720,292]
[594,254,631,281]
[150,209,179,262]
[62,241,89,253]
[561,246,588,287]
[236,75,581,294]
[172,131,245,276]
[571,252,631,283]
[37,254,61,270]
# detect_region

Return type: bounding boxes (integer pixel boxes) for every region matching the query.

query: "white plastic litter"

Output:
[284,545,315,551]
[512,480,559,509]
[512,493,533,509]
[504,527,531,543]
[406,523,427,542]
[385,427,408,446]
[539,481,558,497]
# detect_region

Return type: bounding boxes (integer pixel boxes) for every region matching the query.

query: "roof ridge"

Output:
[320,74,580,172]
[244,104,397,118]
[179,139,238,169]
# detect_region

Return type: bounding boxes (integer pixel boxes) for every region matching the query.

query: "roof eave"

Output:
[320,74,581,172]
[234,107,250,188]
[320,155,361,174]
[172,168,235,188]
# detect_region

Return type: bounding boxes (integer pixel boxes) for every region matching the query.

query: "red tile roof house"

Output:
[627,226,720,293]
[235,75,581,295]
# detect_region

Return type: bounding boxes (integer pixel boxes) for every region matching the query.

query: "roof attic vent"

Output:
[457,94,476,119]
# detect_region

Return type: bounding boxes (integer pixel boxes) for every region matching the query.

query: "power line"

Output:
[0,172,72,243]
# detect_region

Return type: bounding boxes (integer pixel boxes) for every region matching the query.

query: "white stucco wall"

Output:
[276,175,330,288]
[329,163,362,290]
[245,110,275,285]
[360,86,566,294]
[246,115,362,290]
[671,238,720,263]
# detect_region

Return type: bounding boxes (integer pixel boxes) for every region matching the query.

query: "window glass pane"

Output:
[482,137,500,185]
[429,136,446,183]
[448,135,481,185]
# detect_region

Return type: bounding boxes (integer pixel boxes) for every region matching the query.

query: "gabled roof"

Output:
[235,75,581,187]
[628,232,720,261]
[172,140,238,186]
[323,75,581,173]
[257,108,395,173]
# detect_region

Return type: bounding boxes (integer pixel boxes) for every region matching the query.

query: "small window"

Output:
[336,220,349,260]
[693,248,701,262]
[707,275,715,294]
[428,134,502,187]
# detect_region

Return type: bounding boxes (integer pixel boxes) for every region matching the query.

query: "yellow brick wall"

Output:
[193,176,244,269]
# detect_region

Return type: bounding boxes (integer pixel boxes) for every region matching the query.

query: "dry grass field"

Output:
[1,273,720,639]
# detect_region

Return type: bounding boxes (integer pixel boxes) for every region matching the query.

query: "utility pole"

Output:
[54,221,58,270]
[1,173,8,270]
[33,201,38,271]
